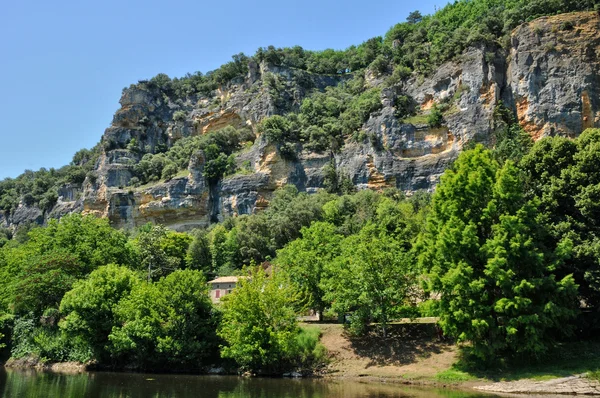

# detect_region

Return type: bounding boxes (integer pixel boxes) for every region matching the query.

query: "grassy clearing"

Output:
[314,321,600,385]
[402,114,429,126]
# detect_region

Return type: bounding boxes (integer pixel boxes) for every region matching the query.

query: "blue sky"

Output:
[0,0,441,179]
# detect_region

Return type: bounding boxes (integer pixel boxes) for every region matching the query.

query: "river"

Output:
[0,368,501,398]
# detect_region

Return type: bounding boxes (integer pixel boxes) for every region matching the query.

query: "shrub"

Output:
[259,115,292,143]
[394,95,417,120]
[161,162,179,180]
[427,104,444,128]
[172,110,186,122]
[386,65,412,86]
[293,327,328,369]
[369,55,389,77]
[560,21,574,31]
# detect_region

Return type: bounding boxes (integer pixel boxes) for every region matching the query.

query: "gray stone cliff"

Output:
[4,12,599,230]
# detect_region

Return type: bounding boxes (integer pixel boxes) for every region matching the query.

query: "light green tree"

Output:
[276,222,342,320]
[324,224,415,337]
[218,268,302,373]
[109,270,218,369]
[59,264,140,361]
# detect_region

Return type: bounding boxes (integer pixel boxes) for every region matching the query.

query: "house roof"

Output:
[208,276,240,284]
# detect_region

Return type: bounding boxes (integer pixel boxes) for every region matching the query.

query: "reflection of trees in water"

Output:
[2,369,91,398]
[1,369,492,398]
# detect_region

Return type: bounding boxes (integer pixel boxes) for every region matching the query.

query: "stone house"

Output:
[208,276,240,303]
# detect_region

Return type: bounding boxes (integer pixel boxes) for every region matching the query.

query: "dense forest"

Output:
[2,0,600,374]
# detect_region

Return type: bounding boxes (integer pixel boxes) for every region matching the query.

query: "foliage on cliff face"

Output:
[131,125,253,186]
[1,0,598,222]
[0,144,101,215]
[258,76,382,154]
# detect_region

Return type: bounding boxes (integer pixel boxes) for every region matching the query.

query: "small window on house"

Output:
[227,289,232,294]
[216,284,219,289]
[229,284,232,288]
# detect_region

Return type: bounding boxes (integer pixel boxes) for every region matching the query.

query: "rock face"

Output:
[507,12,600,139]
[8,12,600,231]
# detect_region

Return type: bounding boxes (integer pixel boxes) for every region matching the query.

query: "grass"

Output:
[402,114,429,126]
[456,339,600,382]
[587,370,600,382]
[133,168,190,191]
[435,369,475,382]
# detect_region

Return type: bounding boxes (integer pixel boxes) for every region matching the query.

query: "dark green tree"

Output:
[420,146,578,361]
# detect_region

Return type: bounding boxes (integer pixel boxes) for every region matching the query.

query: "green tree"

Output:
[161,162,179,180]
[521,129,600,313]
[324,224,416,336]
[27,214,134,272]
[208,224,238,276]
[420,147,578,362]
[186,229,213,274]
[218,268,301,373]
[133,224,191,281]
[59,264,140,361]
[109,270,218,369]
[12,251,82,316]
[407,10,423,24]
[276,222,342,320]
[259,115,292,143]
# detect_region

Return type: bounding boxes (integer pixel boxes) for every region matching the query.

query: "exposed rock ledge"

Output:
[475,375,600,396]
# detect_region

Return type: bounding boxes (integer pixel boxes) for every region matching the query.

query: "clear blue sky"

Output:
[0,0,441,179]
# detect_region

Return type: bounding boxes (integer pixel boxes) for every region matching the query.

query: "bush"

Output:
[172,110,186,122]
[293,327,328,369]
[427,104,444,128]
[394,95,417,120]
[369,55,389,77]
[386,65,412,86]
[259,115,292,143]
[161,162,178,180]
[560,21,574,31]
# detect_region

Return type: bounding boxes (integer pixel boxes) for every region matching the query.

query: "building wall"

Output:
[210,282,236,303]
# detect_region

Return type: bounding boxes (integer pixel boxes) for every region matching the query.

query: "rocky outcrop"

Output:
[6,12,599,231]
[507,12,600,139]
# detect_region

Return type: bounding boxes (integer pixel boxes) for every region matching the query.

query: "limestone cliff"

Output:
[4,12,600,231]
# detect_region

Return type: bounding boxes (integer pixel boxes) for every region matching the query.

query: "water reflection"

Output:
[0,368,498,398]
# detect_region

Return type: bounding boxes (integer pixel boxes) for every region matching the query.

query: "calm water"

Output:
[0,369,499,398]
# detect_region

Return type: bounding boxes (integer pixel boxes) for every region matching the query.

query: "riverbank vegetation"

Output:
[2,129,600,374]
